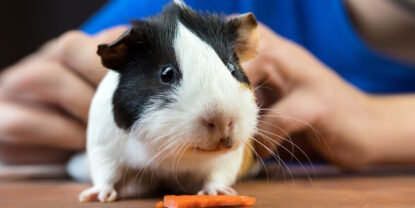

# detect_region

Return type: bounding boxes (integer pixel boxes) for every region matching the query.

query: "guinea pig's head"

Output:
[97,1,259,159]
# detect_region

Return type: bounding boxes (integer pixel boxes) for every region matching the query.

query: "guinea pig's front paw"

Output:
[79,186,117,203]
[197,185,237,196]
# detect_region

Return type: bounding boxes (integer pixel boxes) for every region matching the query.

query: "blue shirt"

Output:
[83,0,415,94]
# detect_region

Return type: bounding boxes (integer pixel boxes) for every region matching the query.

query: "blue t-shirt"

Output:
[83,0,415,94]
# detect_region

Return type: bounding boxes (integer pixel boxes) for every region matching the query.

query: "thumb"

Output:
[254,91,320,159]
[93,25,129,43]
[52,26,128,86]
[245,23,321,88]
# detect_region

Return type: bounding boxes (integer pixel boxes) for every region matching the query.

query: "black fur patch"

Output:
[107,3,250,130]
[111,9,180,130]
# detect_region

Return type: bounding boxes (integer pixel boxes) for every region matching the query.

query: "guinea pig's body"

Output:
[80,0,259,202]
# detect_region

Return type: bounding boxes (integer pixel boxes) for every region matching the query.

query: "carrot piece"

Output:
[162,195,256,208]
[156,201,164,208]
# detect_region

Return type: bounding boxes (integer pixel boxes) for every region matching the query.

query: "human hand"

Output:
[0,26,127,164]
[244,24,376,169]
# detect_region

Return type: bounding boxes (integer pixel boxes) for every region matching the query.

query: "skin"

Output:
[244,24,415,169]
[0,27,127,164]
[0,0,414,169]
[346,0,415,65]
[244,0,415,169]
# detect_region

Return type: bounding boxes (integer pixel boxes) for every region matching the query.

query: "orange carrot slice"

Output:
[161,195,256,208]
[156,201,164,208]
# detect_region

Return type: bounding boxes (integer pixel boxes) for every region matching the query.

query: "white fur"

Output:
[173,0,186,7]
[79,21,258,202]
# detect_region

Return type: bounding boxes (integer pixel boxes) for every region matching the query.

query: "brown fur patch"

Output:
[237,139,255,179]
[234,13,259,62]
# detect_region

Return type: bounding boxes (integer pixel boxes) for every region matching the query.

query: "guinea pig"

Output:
[79,0,259,202]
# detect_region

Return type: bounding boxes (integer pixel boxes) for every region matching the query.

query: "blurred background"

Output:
[0,0,107,70]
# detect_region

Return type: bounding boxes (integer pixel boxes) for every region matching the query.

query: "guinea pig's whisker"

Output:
[146,128,176,145]
[146,136,179,166]
[256,121,309,161]
[135,137,181,189]
[250,134,285,180]
[245,138,269,183]
[255,130,315,182]
[258,110,335,160]
[258,108,322,139]
[154,141,178,165]
[154,137,185,170]
[135,167,146,191]
[134,157,156,189]
[252,81,273,109]
[172,142,189,192]
[253,123,290,179]
[147,139,183,188]
[151,141,177,188]
[162,136,186,178]
[256,121,317,179]
[122,163,131,189]
[253,80,272,93]
[158,131,189,163]
[257,120,296,159]
[249,135,293,181]
[150,139,184,190]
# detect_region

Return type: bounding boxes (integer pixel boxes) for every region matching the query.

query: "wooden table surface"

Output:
[1,175,415,208]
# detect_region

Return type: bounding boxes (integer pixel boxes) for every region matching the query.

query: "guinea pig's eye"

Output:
[227,63,236,75]
[160,65,177,84]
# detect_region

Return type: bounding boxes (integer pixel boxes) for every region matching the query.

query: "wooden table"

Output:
[1,175,415,208]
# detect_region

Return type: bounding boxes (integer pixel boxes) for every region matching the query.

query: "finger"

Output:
[254,92,319,159]
[242,52,285,91]
[0,101,85,150]
[242,26,300,92]
[49,31,106,86]
[94,26,129,43]
[256,23,292,47]
[242,24,280,85]
[1,61,94,123]
[57,27,128,85]
[243,54,269,85]
[0,142,73,165]
[246,24,323,86]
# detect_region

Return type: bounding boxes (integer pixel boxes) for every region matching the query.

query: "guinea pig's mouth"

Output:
[193,146,223,153]
[191,142,237,153]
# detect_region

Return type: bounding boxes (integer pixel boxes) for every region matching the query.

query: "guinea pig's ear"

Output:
[97,28,133,71]
[230,13,259,62]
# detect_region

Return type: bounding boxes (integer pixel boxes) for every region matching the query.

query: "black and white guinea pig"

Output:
[78,0,259,202]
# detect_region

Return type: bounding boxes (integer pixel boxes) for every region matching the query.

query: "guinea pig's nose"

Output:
[220,137,233,149]
[203,116,233,132]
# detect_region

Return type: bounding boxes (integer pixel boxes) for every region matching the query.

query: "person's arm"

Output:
[365,94,415,165]
[244,24,415,169]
